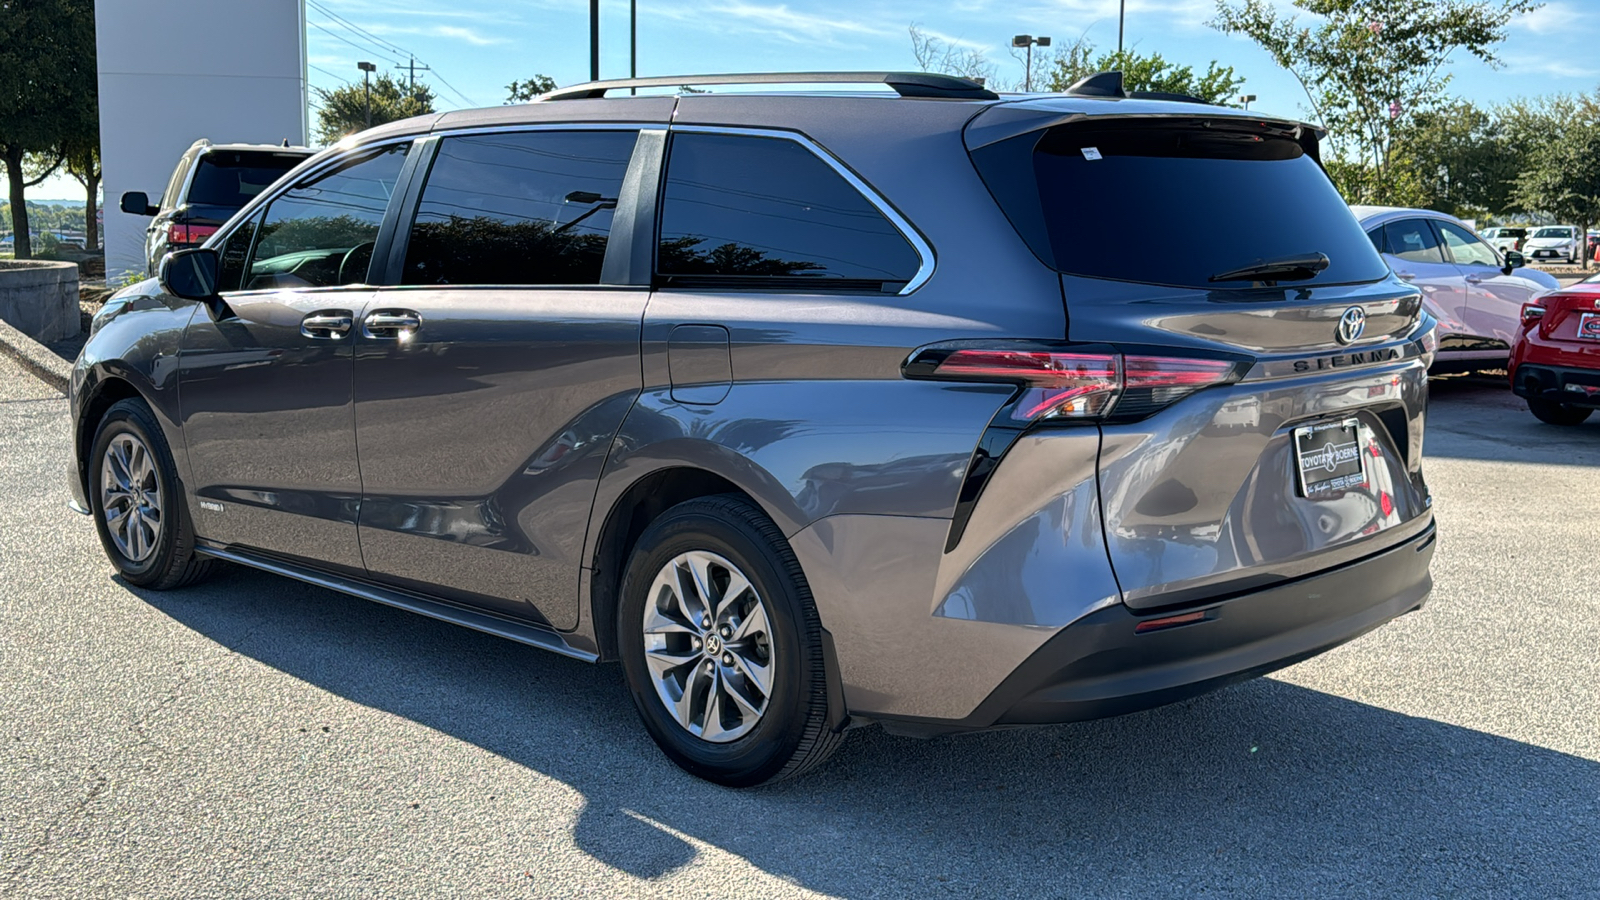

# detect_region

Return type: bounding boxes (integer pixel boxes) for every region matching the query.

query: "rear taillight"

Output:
[167,222,218,246]
[1522,303,1546,323]
[904,343,1246,423]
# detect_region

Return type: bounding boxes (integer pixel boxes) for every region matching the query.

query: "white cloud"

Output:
[1502,53,1599,79]
[360,22,510,47]
[651,2,898,48]
[1513,2,1585,35]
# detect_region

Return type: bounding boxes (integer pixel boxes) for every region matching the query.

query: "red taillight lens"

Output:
[932,350,1122,420]
[167,223,217,246]
[919,346,1242,423]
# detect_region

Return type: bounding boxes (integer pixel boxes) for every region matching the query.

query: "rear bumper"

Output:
[1511,363,1600,408]
[880,519,1435,735]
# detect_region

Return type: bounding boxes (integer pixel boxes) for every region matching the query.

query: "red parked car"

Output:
[1510,271,1600,425]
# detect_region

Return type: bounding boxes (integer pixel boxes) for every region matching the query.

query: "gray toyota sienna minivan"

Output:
[71,72,1437,786]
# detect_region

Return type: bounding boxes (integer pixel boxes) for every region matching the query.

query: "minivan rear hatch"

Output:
[967,101,1434,610]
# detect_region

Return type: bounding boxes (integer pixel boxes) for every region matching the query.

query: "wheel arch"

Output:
[586,465,757,662]
[73,373,150,500]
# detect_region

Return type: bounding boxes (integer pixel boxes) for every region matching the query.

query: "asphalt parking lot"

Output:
[2,361,1597,899]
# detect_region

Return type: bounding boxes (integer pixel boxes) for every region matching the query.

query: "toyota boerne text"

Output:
[71,71,1437,786]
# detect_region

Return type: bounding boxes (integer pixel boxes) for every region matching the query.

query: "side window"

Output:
[1365,227,1385,255]
[1383,219,1445,265]
[243,144,408,291]
[656,132,921,289]
[402,130,637,286]
[1436,221,1500,268]
[217,212,260,293]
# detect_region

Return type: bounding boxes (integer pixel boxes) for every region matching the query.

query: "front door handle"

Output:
[1465,274,1487,284]
[301,310,354,339]
[363,309,422,339]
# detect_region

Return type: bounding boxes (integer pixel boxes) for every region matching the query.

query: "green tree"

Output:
[0,0,97,259]
[505,75,559,104]
[1390,100,1522,218]
[1044,41,1245,103]
[314,74,436,145]
[1511,93,1600,270]
[1211,0,1539,205]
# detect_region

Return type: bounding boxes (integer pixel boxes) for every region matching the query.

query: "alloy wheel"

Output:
[641,550,774,743]
[100,432,163,562]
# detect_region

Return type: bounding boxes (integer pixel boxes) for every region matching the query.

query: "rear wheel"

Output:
[1528,398,1593,426]
[89,399,215,589]
[618,495,843,787]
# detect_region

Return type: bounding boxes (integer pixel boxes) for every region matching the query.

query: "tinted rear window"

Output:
[973,119,1389,290]
[656,132,921,291]
[187,151,306,209]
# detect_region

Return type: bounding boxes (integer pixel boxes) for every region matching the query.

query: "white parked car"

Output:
[1353,206,1560,372]
[1523,225,1582,263]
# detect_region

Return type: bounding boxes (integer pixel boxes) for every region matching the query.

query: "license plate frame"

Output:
[1577,313,1600,341]
[1293,417,1367,499]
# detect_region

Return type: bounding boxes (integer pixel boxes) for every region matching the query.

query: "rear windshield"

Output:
[972,119,1389,290]
[187,151,306,209]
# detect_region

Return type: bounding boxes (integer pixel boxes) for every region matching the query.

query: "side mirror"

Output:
[1502,249,1525,275]
[160,248,221,301]
[120,191,157,216]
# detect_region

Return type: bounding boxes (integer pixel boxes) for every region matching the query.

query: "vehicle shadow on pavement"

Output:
[136,566,1600,898]
[1425,374,1600,467]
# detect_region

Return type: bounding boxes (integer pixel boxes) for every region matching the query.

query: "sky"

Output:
[30,0,1600,202]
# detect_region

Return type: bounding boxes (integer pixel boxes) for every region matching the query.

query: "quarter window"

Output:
[1436,221,1500,268]
[241,144,408,291]
[656,132,920,290]
[1382,219,1446,265]
[402,130,638,286]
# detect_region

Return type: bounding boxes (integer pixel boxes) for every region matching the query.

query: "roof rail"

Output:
[1128,90,1212,105]
[539,71,1000,102]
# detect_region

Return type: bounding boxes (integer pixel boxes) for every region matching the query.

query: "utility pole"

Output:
[590,0,600,82]
[396,56,430,92]
[358,61,376,128]
[1118,0,1126,56]
[630,0,637,94]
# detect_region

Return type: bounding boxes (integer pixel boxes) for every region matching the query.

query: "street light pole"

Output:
[630,0,637,94]
[1118,0,1126,56]
[1239,93,1257,110]
[1011,34,1052,92]
[357,61,376,129]
[590,0,600,82]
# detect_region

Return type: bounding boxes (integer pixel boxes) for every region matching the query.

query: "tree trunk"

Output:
[3,145,32,260]
[84,171,99,251]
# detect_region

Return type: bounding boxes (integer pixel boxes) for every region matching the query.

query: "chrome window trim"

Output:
[666,125,936,295]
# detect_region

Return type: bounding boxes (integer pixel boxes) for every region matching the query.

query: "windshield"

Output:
[1533,227,1572,239]
[974,119,1389,290]
[187,151,306,210]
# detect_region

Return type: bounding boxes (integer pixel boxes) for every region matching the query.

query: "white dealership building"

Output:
[96,0,308,280]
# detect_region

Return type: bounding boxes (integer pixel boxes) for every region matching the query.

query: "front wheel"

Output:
[618,495,843,787]
[1528,398,1593,426]
[88,398,215,589]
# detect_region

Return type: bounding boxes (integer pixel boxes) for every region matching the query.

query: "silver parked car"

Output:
[73,72,1437,786]
[1354,206,1558,372]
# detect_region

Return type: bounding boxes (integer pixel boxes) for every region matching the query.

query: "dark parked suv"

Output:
[119,138,314,276]
[72,72,1437,786]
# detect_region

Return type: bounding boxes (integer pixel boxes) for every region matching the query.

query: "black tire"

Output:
[618,495,844,787]
[1528,398,1593,426]
[88,398,215,589]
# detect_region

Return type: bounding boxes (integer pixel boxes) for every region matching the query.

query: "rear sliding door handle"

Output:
[300,310,354,339]
[363,309,422,339]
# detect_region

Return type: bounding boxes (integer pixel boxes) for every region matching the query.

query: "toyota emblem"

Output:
[1336,306,1367,345]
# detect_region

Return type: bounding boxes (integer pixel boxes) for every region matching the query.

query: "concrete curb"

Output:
[0,317,71,396]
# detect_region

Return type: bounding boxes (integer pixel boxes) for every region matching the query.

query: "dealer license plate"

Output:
[1293,418,1367,498]
[1577,313,1600,340]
